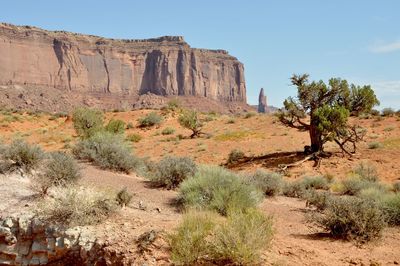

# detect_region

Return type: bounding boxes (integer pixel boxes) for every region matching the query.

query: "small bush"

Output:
[393,182,400,193]
[339,176,374,196]
[226,118,236,124]
[126,133,142,143]
[358,186,388,202]
[126,122,134,129]
[244,112,256,118]
[166,98,181,111]
[245,170,283,196]
[72,108,104,138]
[381,108,395,117]
[301,176,330,190]
[310,196,386,242]
[282,180,306,198]
[380,193,400,226]
[161,127,175,135]
[178,110,204,138]
[37,186,117,226]
[72,132,138,173]
[116,187,133,207]
[368,142,383,149]
[149,156,197,189]
[105,119,126,134]
[370,109,380,116]
[2,139,45,171]
[178,166,263,215]
[227,149,245,164]
[138,112,163,127]
[353,162,379,182]
[303,190,332,210]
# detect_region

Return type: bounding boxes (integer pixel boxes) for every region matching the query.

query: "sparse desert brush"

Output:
[161,127,175,135]
[1,139,45,172]
[338,176,384,196]
[226,118,235,124]
[303,190,332,210]
[245,170,283,196]
[353,162,379,182]
[384,126,395,132]
[72,132,138,173]
[282,180,306,198]
[381,107,395,117]
[227,148,245,164]
[148,156,197,189]
[301,176,330,190]
[309,196,386,242]
[166,98,181,111]
[116,187,133,207]
[393,182,400,193]
[138,112,163,127]
[368,142,383,149]
[72,107,104,138]
[36,185,118,226]
[244,112,256,118]
[178,166,263,215]
[169,209,273,265]
[380,193,400,226]
[31,151,81,195]
[126,133,142,143]
[178,109,204,138]
[126,122,134,129]
[105,119,126,134]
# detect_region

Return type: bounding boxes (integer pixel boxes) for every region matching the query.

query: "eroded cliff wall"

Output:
[0,23,246,108]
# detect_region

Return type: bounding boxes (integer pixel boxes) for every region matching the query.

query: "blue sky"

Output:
[1,0,399,109]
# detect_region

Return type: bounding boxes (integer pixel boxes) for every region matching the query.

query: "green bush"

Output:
[303,190,332,210]
[161,127,175,135]
[138,112,163,127]
[72,132,138,173]
[178,166,263,215]
[282,180,306,198]
[227,149,245,164]
[116,187,133,207]
[339,176,378,196]
[72,108,104,138]
[2,139,45,171]
[178,110,204,138]
[166,98,181,111]
[301,176,330,190]
[393,182,400,193]
[169,209,273,265]
[244,112,256,118]
[381,193,400,226]
[149,156,197,189]
[105,119,126,134]
[368,142,383,149]
[37,186,117,226]
[126,122,134,129]
[353,162,379,182]
[381,108,395,117]
[310,196,385,242]
[246,170,283,196]
[126,133,142,143]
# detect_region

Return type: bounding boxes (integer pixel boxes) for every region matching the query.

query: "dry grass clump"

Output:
[226,149,245,164]
[169,209,273,265]
[245,170,283,196]
[36,186,118,226]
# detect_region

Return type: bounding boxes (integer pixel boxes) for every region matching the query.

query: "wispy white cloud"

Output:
[369,40,400,53]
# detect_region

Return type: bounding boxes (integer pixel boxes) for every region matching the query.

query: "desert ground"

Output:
[1,109,400,265]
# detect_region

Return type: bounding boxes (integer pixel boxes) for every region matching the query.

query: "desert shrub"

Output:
[358,186,388,202]
[310,196,386,242]
[105,119,126,134]
[116,187,133,207]
[244,112,256,118]
[169,211,217,265]
[393,182,400,193]
[303,190,332,210]
[126,133,142,143]
[301,176,330,190]
[161,127,175,135]
[380,193,400,226]
[138,112,163,127]
[353,162,379,182]
[72,132,137,173]
[282,180,306,198]
[149,156,197,189]
[368,142,383,149]
[245,170,283,196]
[178,166,263,216]
[2,139,45,171]
[72,107,104,139]
[227,149,245,164]
[169,209,273,265]
[126,122,134,129]
[339,176,374,196]
[166,98,181,111]
[210,209,273,265]
[37,186,117,226]
[178,110,204,138]
[370,109,380,116]
[381,107,395,117]
[226,118,236,124]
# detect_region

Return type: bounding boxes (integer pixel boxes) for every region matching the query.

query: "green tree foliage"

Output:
[178,110,204,138]
[105,119,126,134]
[277,74,379,153]
[72,108,104,139]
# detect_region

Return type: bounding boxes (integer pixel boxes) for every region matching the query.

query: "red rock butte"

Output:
[0,23,247,111]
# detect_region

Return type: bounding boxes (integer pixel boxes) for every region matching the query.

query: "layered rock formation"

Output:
[0,23,246,111]
[258,88,267,113]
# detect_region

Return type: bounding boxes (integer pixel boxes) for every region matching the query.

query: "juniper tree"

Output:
[277,74,379,154]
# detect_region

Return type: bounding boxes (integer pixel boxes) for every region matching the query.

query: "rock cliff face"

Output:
[0,23,246,110]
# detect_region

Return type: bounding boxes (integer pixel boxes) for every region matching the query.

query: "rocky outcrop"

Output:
[258,88,267,113]
[0,23,246,111]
